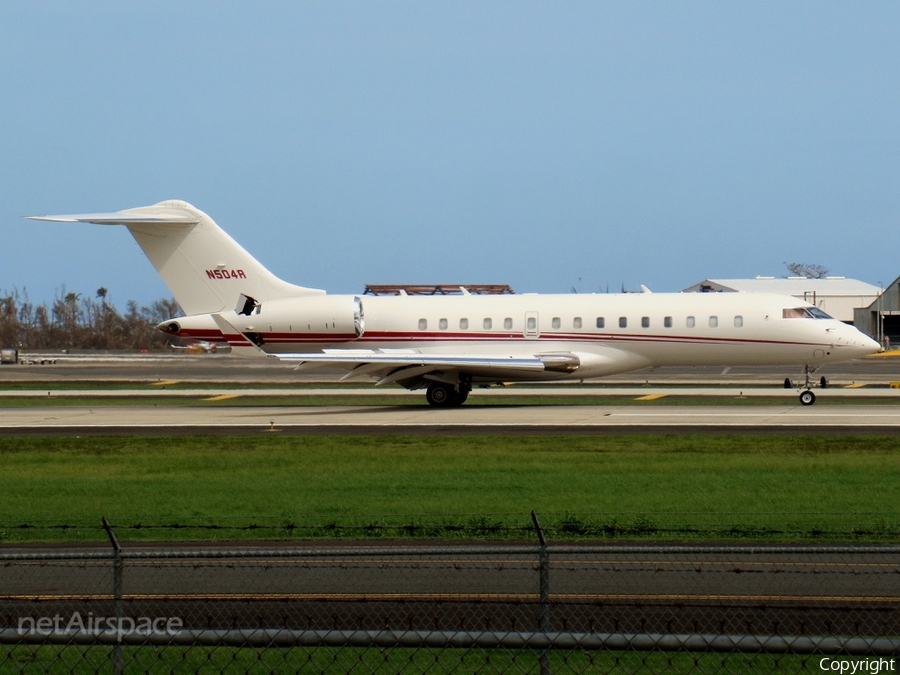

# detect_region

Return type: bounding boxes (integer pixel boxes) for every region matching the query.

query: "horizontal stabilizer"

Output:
[27,212,198,226]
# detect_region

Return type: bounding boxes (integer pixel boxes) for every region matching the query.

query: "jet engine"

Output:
[232,294,365,340]
[158,295,365,346]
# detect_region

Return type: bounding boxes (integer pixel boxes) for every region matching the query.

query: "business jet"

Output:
[29,200,880,406]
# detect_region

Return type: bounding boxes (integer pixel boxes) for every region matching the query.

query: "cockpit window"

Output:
[783,307,833,319]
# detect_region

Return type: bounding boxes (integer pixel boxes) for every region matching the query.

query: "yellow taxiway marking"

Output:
[634,394,667,401]
[2,592,898,604]
[204,394,241,402]
[844,383,867,388]
[151,380,180,387]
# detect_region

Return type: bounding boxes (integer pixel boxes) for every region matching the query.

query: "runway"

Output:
[2,402,900,435]
[2,353,899,433]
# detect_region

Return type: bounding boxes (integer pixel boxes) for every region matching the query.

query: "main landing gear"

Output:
[783,365,827,406]
[425,382,471,408]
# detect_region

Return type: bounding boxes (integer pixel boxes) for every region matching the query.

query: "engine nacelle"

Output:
[233,294,364,340]
[158,295,365,346]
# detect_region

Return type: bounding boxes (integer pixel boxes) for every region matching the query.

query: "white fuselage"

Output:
[170,291,879,383]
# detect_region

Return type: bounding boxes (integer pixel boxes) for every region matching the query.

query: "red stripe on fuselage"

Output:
[231,330,825,349]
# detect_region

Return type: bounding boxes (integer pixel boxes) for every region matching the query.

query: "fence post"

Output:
[531,511,550,675]
[102,517,123,675]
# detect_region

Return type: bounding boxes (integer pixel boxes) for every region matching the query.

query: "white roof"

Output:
[684,277,881,296]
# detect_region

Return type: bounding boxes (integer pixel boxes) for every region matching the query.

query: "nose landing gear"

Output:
[789,365,826,406]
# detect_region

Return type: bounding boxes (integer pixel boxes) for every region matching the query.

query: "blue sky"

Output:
[3,2,899,310]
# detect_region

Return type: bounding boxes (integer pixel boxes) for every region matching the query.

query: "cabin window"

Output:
[504,317,513,330]
[619,317,627,328]
[552,317,561,329]
[641,316,650,328]
[686,316,695,328]
[483,318,492,330]
[664,316,673,328]
[734,315,743,328]
[573,317,582,329]
[418,318,427,330]
[460,318,469,330]
[596,317,605,329]
[527,316,537,331]
[709,316,718,328]
[438,318,448,330]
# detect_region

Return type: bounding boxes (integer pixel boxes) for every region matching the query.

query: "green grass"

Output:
[0,435,899,543]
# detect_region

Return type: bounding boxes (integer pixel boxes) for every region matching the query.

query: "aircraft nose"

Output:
[862,335,882,354]
[834,328,881,358]
[847,333,882,357]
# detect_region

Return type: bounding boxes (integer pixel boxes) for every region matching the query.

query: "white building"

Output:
[682,277,881,324]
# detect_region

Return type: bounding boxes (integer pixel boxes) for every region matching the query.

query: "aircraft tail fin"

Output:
[28,200,324,315]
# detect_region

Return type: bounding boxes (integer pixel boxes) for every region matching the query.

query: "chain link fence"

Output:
[1,518,898,673]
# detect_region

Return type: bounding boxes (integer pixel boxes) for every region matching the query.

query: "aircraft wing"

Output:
[271,350,578,385]
[210,314,577,385]
[275,351,545,369]
[285,351,543,382]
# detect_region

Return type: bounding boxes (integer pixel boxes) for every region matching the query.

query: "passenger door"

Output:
[524,312,539,339]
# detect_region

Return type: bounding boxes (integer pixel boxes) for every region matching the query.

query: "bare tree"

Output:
[0,287,177,351]
[784,262,830,279]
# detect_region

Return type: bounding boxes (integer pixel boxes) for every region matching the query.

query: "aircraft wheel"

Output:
[783,378,793,389]
[426,383,455,407]
[820,376,828,389]
[799,390,816,406]
[456,388,470,405]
